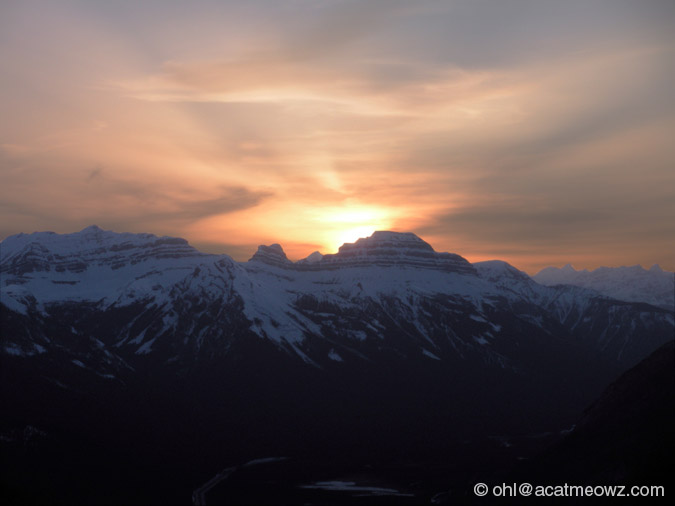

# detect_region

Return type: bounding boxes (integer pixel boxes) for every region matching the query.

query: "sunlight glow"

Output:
[312,204,395,253]
[335,226,378,249]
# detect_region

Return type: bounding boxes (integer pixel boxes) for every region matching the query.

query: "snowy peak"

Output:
[532,263,674,310]
[335,231,434,255]
[297,251,323,264]
[247,231,476,274]
[79,224,105,235]
[319,231,476,274]
[473,260,548,302]
[249,243,292,268]
[474,260,532,283]
[0,225,203,276]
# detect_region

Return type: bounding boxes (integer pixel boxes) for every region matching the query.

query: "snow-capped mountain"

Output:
[532,263,674,310]
[2,226,673,504]
[1,226,672,373]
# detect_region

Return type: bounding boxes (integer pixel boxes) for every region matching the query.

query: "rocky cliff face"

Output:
[318,231,476,274]
[249,231,476,274]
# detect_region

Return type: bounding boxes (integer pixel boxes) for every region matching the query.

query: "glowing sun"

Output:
[314,205,395,253]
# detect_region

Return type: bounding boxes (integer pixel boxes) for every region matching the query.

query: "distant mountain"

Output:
[532,263,674,310]
[1,226,673,504]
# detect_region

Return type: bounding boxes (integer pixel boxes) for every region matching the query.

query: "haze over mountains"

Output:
[1,226,673,504]
[533,263,674,310]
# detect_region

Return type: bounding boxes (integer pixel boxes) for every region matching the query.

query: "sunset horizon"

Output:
[4,222,672,276]
[2,0,674,273]
[2,3,674,502]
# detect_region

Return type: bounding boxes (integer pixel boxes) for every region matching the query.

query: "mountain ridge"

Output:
[533,262,674,310]
[2,225,673,505]
[2,226,672,370]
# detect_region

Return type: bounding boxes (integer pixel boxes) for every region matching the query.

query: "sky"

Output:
[1,0,674,273]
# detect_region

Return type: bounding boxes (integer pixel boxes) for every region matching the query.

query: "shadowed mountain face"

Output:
[571,340,675,484]
[508,340,674,496]
[1,228,673,504]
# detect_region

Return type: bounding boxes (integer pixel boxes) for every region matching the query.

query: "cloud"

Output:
[1,0,674,271]
[164,186,272,221]
[0,162,271,239]
[87,165,103,181]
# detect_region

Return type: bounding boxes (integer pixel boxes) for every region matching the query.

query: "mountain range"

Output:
[1,226,673,504]
[533,263,673,310]
[2,226,672,369]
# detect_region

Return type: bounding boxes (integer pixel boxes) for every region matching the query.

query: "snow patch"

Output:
[135,337,157,355]
[328,349,343,362]
[3,344,25,356]
[299,481,413,497]
[422,349,441,360]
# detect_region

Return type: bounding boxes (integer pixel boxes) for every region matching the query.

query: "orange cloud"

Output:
[1,1,674,272]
